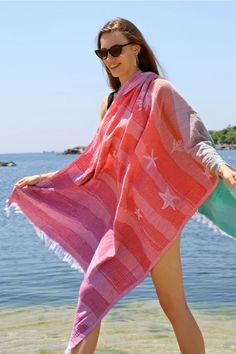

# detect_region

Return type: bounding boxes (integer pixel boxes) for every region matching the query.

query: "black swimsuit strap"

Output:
[107,91,117,109]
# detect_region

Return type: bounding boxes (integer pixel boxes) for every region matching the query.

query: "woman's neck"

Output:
[119,67,140,86]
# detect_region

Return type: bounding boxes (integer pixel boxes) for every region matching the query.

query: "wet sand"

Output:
[0,299,235,353]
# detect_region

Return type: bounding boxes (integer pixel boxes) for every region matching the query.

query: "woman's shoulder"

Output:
[153,75,174,91]
[152,76,183,102]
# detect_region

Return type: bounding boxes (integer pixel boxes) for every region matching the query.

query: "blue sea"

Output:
[1,151,236,353]
[1,150,236,313]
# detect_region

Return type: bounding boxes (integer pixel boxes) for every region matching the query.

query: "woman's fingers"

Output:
[219,165,236,189]
[230,173,236,188]
[15,175,40,188]
[224,172,236,189]
[15,179,27,188]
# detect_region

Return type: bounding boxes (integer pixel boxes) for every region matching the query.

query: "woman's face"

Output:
[100,31,141,86]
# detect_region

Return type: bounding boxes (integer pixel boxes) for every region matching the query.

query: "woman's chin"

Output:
[110,69,121,78]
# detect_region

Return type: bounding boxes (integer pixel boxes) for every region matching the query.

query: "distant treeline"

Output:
[209,125,236,144]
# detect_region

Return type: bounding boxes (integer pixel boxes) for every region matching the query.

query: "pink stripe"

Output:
[154,108,215,190]
[134,140,194,215]
[15,193,94,270]
[21,189,106,246]
[56,187,113,228]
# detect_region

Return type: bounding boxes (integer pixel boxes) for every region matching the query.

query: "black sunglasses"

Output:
[94,42,134,60]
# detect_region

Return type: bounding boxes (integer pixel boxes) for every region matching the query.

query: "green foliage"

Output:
[209,125,236,144]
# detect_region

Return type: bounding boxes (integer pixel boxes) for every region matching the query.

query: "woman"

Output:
[12,18,236,354]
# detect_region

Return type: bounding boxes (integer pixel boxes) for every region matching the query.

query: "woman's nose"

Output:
[105,52,116,61]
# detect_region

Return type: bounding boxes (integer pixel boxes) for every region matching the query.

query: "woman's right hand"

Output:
[15,171,57,189]
[15,174,44,189]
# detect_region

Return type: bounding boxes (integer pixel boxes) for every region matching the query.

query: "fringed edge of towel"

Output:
[191,210,236,240]
[4,200,84,273]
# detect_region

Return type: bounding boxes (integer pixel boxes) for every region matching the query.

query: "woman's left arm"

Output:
[183,110,236,189]
[159,80,236,189]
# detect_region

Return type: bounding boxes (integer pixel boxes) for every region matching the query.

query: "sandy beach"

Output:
[0,299,235,354]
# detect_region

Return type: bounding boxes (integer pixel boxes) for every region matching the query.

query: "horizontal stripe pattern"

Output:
[8,70,225,354]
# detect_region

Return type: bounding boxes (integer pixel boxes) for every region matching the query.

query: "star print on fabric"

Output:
[144,91,152,110]
[134,208,143,220]
[144,149,158,170]
[137,98,143,112]
[136,89,146,111]
[171,139,185,154]
[158,186,179,210]
[136,84,152,112]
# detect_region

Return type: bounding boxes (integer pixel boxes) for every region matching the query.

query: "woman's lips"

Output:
[109,64,121,70]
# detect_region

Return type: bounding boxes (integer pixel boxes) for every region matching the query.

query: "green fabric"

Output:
[199,176,236,238]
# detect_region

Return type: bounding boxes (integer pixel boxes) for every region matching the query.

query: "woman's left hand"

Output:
[218,164,236,189]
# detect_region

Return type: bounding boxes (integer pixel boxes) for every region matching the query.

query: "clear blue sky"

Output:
[0,1,236,154]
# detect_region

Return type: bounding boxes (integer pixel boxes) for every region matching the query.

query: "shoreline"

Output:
[62,145,236,155]
[215,144,236,150]
[1,300,235,353]
[0,145,236,156]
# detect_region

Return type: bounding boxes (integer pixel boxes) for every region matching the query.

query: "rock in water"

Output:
[63,146,86,154]
[0,161,16,167]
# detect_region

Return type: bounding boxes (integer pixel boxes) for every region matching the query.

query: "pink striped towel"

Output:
[7,70,231,352]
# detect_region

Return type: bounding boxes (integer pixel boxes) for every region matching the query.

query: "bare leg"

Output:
[150,235,205,354]
[70,322,101,354]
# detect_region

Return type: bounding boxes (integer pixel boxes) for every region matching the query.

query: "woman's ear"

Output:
[133,44,141,56]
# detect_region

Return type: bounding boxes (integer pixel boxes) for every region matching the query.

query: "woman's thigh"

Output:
[150,235,188,314]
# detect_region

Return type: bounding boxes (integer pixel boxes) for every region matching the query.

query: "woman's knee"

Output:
[158,294,189,323]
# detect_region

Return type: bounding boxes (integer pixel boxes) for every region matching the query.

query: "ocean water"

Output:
[0,151,236,353]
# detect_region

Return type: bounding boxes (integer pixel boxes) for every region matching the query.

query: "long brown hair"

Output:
[96,18,166,91]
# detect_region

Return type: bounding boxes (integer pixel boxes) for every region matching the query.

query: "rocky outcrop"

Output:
[216,144,236,150]
[63,146,86,155]
[0,161,16,167]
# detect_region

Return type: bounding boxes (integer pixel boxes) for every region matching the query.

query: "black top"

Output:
[107,91,117,109]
